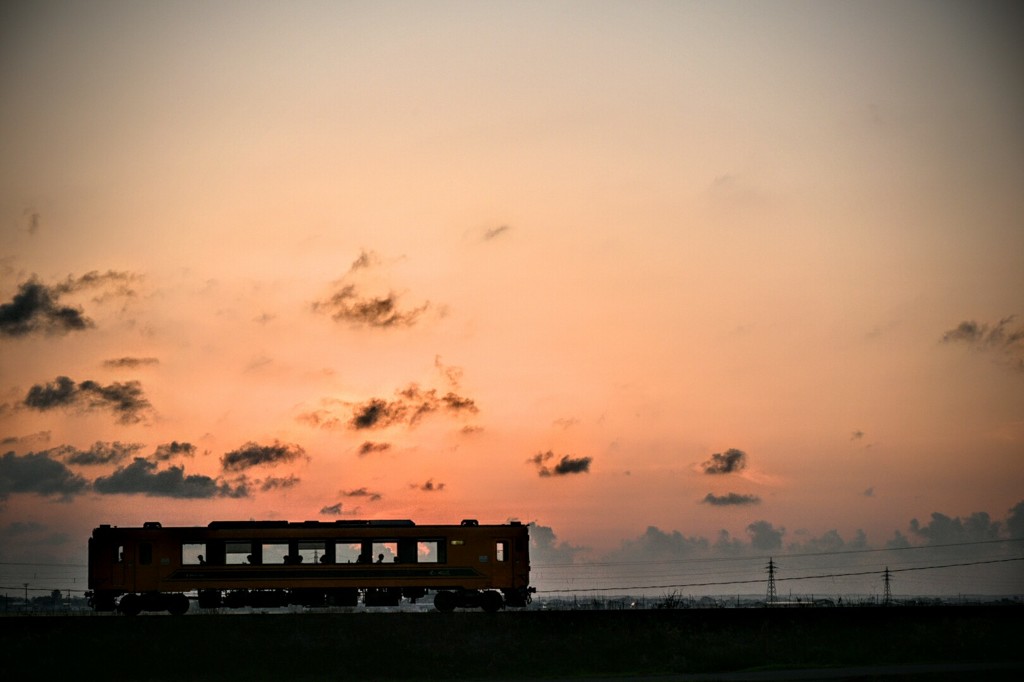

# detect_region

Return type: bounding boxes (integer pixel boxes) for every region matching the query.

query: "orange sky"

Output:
[2,1,1022,597]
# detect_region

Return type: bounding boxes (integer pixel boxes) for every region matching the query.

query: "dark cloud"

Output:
[259,475,300,492]
[221,440,306,471]
[0,451,89,501]
[746,520,784,550]
[152,441,197,461]
[358,441,391,456]
[701,448,747,475]
[0,279,92,337]
[0,431,51,447]
[94,458,248,498]
[349,384,479,430]
[320,503,343,515]
[909,511,1002,545]
[343,487,382,501]
[103,357,159,369]
[413,479,445,492]
[530,450,592,477]
[850,430,865,440]
[0,271,139,338]
[60,441,144,466]
[702,492,761,506]
[863,486,875,498]
[788,528,867,553]
[941,316,1024,370]
[313,284,429,328]
[23,376,152,424]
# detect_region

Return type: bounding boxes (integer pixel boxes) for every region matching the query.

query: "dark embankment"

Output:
[3,605,1022,680]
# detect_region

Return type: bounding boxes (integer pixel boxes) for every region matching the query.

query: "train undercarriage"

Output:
[88,586,531,615]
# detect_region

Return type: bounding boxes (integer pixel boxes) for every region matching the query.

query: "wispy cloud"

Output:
[941,315,1024,371]
[102,357,160,369]
[412,479,445,492]
[349,384,479,430]
[357,441,392,456]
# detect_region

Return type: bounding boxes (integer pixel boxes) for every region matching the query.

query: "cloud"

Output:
[788,528,867,553]
[528,522,586,564]
[343,487,382,501]
[941,316,1024,370]
[863,486,875,498]
[1006,500,1024,539]
[152,441,197,461]
[746,520,785,550]
[349,384,479,430]
[358,441,391,456]
[0,451,89,501]
[700,448,747,475]
[413,479,445,492]
[349,249,381,271]
[850,430,865,440]
[909,511,1002,545]
[530,450,592,477]
[606,526,710,562]
[483,224,511,241]
[103,357,159,369]
[59,441,144,466]
[0,279,92,337]
[221,440,306,471]
[434,355,463,387]
[701,492,761,506]
[93,458,248,498]
[23,375,152,424]
[320,503,343,515]
[0,271,139,338]
[313,284,429,328]
[259,475,300,491]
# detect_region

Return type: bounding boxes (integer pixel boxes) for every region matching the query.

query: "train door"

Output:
[490,537,514,587]
[132,541,159,592]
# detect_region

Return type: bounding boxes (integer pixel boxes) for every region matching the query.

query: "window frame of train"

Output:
[495,540,508,562]
[225,541,252,565]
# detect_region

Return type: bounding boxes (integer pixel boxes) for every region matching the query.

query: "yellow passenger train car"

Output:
[87,519,532,614]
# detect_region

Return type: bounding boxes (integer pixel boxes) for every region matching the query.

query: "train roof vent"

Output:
[461,519,479,526]
[143,521,162,528]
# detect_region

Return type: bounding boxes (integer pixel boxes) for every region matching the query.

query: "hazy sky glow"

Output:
[2,1,1023,599]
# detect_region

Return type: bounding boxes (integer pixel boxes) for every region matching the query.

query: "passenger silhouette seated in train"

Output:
[319,554,330,564]
[356,552,370,563]
[376,553,384,563]
[198,555,206,565]
[246,554,260,565]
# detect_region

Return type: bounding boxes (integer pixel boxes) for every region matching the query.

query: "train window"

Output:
[335,542,362,563]
[496,541,508,562]
[371,541,398,563]
[115,545,125,563]
[139,543,153,565]
[182,543,205,565]
[297,541,324,564]
[263,543,289,564]
[225,541,251,565]
[417,540,444,563]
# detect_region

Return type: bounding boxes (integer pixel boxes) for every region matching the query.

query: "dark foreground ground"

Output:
[3,605,1021,681]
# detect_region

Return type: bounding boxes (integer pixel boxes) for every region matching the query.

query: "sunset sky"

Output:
[2,1,1022,599]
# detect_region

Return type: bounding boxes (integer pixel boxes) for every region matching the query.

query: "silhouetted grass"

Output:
[3,605,1021,680]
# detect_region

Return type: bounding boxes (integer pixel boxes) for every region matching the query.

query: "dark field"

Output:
[3,605,1022,680]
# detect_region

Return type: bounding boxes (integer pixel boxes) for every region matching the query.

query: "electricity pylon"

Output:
[766,558,777,605]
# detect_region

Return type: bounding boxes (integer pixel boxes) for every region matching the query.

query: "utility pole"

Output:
[765,558,777,606]
[883,567,892,606]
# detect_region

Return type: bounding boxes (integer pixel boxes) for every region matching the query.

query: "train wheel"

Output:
[482,591,504,613]
[118,594,142,616]
[433,591,456,613]
[167,593,190,616]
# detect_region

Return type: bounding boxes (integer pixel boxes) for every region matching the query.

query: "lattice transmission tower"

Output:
[765,558,778,605]
[883,566,893,606]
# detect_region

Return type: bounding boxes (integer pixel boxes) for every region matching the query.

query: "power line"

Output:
[531,536,1024,569]
[534,555,1024,594]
